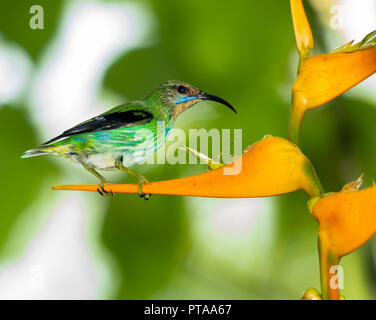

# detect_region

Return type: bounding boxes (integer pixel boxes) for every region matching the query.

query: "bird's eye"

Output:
[177,85,187,94]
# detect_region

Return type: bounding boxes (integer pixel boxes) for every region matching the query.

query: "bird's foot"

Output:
[138,177,151,200]
[97,182,113,197]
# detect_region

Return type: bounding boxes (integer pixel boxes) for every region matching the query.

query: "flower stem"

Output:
[318,233,341,300]
[289,91,307,145]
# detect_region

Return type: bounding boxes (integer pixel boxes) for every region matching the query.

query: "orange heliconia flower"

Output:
[289,0,376,300]
[290,47,376,143]
[288,0,376,144]
[308,177,376,300]
[310,178,376,258]
[53,136,323,198]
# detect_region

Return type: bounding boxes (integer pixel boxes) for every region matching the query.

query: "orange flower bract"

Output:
[294,47,376,110]
[289,43,376,144]
[311,184,376,258]
[53,136,323,198]
[290,0,313,59]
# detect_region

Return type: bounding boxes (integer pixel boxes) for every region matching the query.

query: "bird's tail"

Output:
[22,143,71,158]
[21,147,50,158]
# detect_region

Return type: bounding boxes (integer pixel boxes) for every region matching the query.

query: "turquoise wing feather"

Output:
[42,101,153,145]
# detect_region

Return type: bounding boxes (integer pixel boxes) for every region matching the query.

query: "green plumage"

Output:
[22,80,236,197]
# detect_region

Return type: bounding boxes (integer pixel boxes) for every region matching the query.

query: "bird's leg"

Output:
[82,165,113,196]
[115,156,151,200]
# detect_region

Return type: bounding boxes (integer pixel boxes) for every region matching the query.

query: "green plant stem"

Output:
[318,234,341,300]
[303,161,325,198]
[289,92,306,145]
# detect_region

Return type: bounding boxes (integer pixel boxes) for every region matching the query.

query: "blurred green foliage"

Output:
[0,0,375,299]
[0,0,63,61]
[0,107,58,261]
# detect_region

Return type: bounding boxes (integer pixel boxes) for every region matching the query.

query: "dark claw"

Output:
[100,185,109,194]
[139,193,151,201]
[97,184,113,196]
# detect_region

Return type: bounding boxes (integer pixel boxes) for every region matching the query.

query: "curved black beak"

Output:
[197,93,237,114]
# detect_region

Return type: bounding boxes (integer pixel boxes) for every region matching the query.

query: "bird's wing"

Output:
[42,103,153,145]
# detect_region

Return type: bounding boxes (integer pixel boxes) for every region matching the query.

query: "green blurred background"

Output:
[0,0,375,299]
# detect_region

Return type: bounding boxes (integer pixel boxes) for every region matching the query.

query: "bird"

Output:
[22,80,236,199]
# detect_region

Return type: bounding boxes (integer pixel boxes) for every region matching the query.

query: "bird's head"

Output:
[148,80,236,120]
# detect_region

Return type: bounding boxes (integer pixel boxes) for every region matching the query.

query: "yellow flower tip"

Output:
[290,0,314,59]
[307,196,320,214]
[332,40,354,53]
[332,30,376,53]
[180,146,225,170]
[301,288,322,300]
[312,184,376,257]
[52,136,323,199]
[341,173,364,192]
